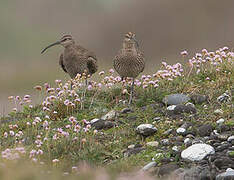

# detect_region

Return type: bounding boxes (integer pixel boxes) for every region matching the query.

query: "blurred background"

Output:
[0,0,233,115]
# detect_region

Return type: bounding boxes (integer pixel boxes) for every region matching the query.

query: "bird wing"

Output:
[87,56,98,75]
[59,53,67,73]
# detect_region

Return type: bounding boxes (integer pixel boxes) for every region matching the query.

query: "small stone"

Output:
[214,109,224,115]
[146,141,159,147]
[141,162,157,171]
[176,127,186,135]
[163,128,173,136]
[217,118,225,124]
[91,119,116,130]
[172,146,179,152]
[173,104,197,114]
[157,164,179,176]
[181,143,215,161]
[226,168,234,172]
[153,117,161,121]
[198,123,213,137]
[161,139,170,146]
[120,108,132,114]
[167,105,176,111]
[184,138,192,146]
[185,102,195,108]
[90,118,100,124]
[123,147,145,157]
[152,153,164,161]
[216,171,234,180]
[163,94,190,105]
[190,94,208,104]
[101,110,117,120]
[217,92,231,103]
[136,124,157,137]
[128,144,135,149]
[228,136,234,142]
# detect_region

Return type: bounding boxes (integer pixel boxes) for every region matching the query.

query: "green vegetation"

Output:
[0,47,233,179]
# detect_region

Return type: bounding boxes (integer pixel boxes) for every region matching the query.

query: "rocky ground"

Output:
[0,47,233,180]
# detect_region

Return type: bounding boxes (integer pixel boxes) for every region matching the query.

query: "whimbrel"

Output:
[113,32,145,104]
[41,35,98,86]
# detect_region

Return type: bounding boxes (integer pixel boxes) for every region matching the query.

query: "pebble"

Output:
[228,136,234,142]
[216,118,225,124]
[136,124,157,137]
[214,109,224,115]
[176,127,186,135]
[217,92,231,103]
[141,162,157,171]
[163,93,190,105]
[146,141,159,147]
[216,171,234,180]
[101,110,117,120]
[181,143,215,161]
[167,105,177,111]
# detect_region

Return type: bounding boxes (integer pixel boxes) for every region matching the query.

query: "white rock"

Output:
[228,135,234,142]
[128,144,135,149]
[136,124,157,133]
[167,105,177,111]
[172,146,179,152]
[226,168,234,172]
[141,162,157,171]
[214,109,224,114]
[181,143,215,161]
[146,141,159,147]
[186,102,195,108]
[101,110,116,120]
[184,138,191,144]
[90,118,100,124]
[216,118,225,124]
[177,128,186,134]
[152,153,163,161]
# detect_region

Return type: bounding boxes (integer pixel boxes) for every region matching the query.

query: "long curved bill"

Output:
[133,37,139,48]
[41,41,61,54]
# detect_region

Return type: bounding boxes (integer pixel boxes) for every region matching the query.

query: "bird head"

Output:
[123,32,139,50]
[41,35,74,54]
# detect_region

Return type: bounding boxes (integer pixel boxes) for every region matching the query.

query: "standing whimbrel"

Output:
[41,35,98,85]
[113,32,145,104]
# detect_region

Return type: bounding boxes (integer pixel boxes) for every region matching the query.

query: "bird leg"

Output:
[70,81,73,90]
[128,78,135,105]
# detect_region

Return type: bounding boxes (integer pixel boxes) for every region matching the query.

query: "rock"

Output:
[141,162,157,171]
[153,117,161,122]
[214,157,234,169]
[181,143,215,161]
[217,118,225,125]
[152,153,164,161]
[216,144,230,152]
[198,123,213,137]
[228,136,234,143]
[157,164,179,176]
[190,94,208,104]
[136,124,157,137]
[146,141,159,147]
[173,166,215,180]
[176,127,186,135]
[163,94,190,105]
[124,145,145,157]
[101,110,117,120]
[120,108,132,114]
[167,105,177,111]
[184,138,192,146]
[173,104,197,114]
[185,102,195,108]
[163,128,174,136]
[214,109,224,115]
[172,146,179,152]
[217,92,231,103]
[161,139,170,146]
[91,119,116,130]
[216,171,234,180]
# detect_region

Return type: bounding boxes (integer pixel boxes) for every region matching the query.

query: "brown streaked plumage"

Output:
[41,35,98,83]
[113,32,145,104]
